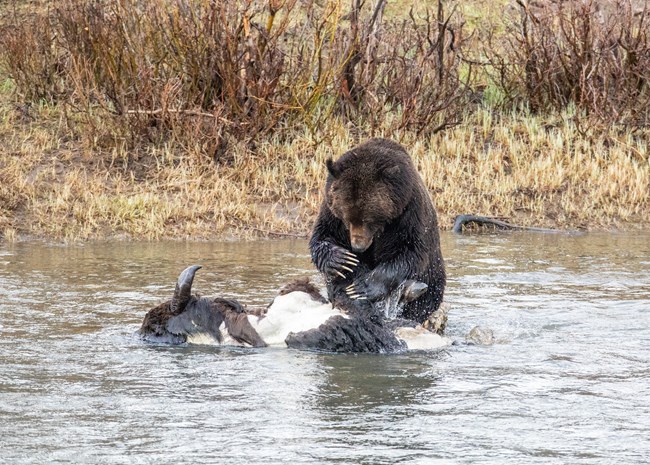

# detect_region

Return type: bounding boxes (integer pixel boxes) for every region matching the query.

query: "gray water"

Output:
[1,232,649,464]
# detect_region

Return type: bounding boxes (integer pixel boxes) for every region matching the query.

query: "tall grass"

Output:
[1,97,647,242]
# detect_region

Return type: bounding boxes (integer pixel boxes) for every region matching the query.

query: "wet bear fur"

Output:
[309,138,446,324]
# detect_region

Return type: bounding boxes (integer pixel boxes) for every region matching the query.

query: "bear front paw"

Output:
[324,245,359,279]
[346,278,387,302]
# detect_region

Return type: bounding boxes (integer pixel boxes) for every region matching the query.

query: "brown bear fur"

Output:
[309,138,446,324]
[277,277,329,303]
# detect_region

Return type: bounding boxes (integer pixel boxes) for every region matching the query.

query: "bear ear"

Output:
[326,158,341,179]
[384,165,401,177]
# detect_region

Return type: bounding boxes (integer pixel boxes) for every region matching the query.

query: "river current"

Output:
[1,232,649,464]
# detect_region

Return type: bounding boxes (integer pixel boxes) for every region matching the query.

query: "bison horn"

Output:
[171,265,202,315]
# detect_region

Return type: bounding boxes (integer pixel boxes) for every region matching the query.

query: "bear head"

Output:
[325,139,416,253]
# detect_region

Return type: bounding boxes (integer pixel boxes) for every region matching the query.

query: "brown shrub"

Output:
[1,13,65,102]
[482,0,650,128]
[0,0,471,157]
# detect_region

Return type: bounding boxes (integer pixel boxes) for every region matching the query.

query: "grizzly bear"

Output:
[309,138,446,324]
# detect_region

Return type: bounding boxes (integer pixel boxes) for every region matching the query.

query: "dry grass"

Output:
[1,89,648,242]
[415,111,649,230]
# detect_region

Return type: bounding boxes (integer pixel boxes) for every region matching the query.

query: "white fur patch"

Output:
[249,291,346,346]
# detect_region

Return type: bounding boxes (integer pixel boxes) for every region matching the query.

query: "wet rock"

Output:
[422,302,449,335]
[466,326,495,345]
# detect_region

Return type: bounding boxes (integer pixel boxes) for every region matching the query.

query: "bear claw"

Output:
[325,246,359,279]
[346,283,368,300]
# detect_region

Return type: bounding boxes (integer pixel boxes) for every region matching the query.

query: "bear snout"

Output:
[349,224,373,252]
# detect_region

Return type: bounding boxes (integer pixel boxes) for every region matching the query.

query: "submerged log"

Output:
[452,214,561,234]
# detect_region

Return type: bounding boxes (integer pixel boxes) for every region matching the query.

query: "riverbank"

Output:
[1,1,648,243]
[1,93,648,243]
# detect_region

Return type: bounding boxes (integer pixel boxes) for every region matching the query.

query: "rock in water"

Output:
[422,302,449,335]
[466,326,495,345]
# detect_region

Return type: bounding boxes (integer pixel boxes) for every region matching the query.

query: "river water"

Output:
[1,232,649,464]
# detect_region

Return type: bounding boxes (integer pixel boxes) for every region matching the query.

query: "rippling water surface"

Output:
[1,233,649,464]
